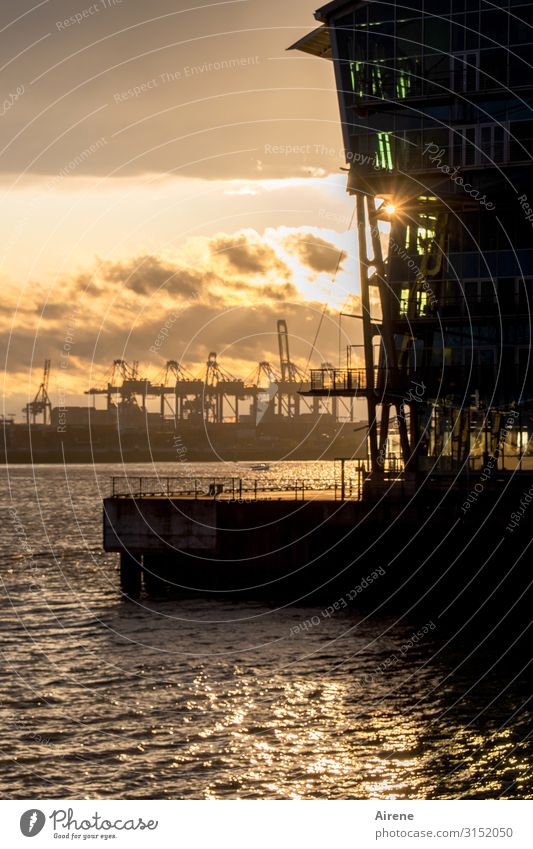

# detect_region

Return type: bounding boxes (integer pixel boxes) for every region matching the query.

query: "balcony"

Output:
[303,365,518,400]
[304,369,368,396]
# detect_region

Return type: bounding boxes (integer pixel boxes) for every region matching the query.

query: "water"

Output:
[1,462,532,799]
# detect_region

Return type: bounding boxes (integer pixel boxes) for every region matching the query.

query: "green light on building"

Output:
[349,61,365,98]
[377,132,394,170]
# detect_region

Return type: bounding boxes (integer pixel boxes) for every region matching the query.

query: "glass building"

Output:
[293,0,533,474]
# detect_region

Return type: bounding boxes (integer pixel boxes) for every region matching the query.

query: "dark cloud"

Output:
[71,273,101,299]
[284,232,347,275]
[34,303,69,319]
[259,282,299,301]
[99,255,202,297]
[2,296,344,379]
[210,234,291,278]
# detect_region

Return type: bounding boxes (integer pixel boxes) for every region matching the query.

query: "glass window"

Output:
[424,54,449,92]
[479,216,501,250]
[465,11,480,49]
[451,15,465,51]
[509,120,533,161]
[451,123,509,165]
[431,0,452,13]
[509,47,533,86]
[424,18,450,52]
[480,10,510,46]
[368,3,395,23]
[348,60,367,98]
[451,51,479,91]
[422,127,449,164]
[452,125,477,166]
[479,123,508,163]
[510,8,533,45]
[497,278,518,309]
[417,213,438,254]
[480,48,508,89]
[395,57,413,98]
[517,278,533,310]
[376,132,394,170]
[396,16,423,50]
[400,288,410,316]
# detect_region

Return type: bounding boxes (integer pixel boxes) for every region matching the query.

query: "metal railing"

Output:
[110,468,372,501]
[309,364,514,395]
[309,368,368,393]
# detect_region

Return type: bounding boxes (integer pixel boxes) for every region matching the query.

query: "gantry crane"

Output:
[24,359,52,425]
[276,320,308,417]
[204,352,256,424]
[247,361,279,388]
[86,359,150,411]
[149,360,202,418]
[246,361,281,425]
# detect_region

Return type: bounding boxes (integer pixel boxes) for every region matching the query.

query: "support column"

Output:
[120,551,142,598]
[294,390,300,418]
[409,403,419,472]
[379,403,391,461]
[357,193,379,471]
[368,198,411,469]
[396,403,411,465]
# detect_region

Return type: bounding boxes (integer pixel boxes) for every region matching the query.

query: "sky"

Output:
[0,0,366,415]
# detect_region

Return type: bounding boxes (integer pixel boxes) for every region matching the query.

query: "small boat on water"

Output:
[250,463,270,472]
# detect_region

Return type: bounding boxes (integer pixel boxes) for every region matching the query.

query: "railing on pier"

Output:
[110,465,376,502]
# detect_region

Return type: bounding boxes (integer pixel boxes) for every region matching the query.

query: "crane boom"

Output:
[277,320,292,382]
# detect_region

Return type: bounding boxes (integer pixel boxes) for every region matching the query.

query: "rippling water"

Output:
[1,462,532,799]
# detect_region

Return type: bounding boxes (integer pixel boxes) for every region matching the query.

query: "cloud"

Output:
[3,225,362,410]
[98,255,203,298]
[210,232,291,278]
[284,232,347,275]
[259,282,299,301]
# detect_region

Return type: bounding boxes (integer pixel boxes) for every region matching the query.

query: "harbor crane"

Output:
[276,320,313,418]
[24,359,52,425]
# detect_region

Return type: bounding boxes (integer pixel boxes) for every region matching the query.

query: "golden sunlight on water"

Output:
[1,463,532,799]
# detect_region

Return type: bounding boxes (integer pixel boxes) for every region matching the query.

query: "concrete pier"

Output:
[104,474,533,616]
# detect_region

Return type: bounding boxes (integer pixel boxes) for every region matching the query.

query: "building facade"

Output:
[294,0,533,473]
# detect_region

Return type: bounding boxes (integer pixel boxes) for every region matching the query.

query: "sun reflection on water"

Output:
[2,463,533,799]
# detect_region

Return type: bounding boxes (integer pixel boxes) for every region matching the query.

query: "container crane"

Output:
[24,359,52,425]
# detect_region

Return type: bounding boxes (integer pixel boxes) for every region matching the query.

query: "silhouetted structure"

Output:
[23,359,52,425]
[293,0,533,473]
